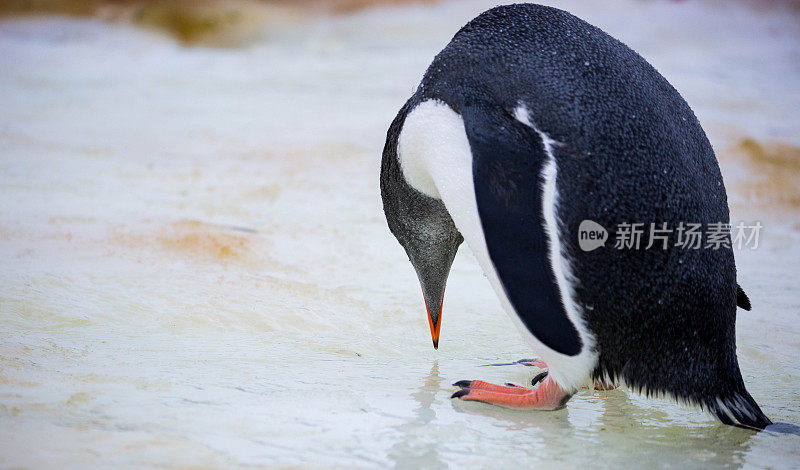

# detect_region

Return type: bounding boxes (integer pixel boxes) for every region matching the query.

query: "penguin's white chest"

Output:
[396,99,597,391]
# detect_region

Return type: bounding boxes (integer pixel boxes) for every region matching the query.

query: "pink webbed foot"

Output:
[451,375,571,410]
[519,358,548,369]
[452,380,533,395]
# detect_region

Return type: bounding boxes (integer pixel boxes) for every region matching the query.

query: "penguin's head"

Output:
[385,198,462,349]
[400,214,462,349]
[380,119,462,349]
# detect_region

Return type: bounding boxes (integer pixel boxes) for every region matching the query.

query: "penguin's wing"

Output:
[460,99,583,356]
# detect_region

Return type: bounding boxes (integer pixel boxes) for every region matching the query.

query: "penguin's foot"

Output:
[451,375,571,410]
[519,358,548,368]
[521,359,617,390]
[452,380,532,395]
[480,358,547,367]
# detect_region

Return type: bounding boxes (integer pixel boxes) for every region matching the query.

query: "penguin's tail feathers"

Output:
[706,390,772,430]
[736,284,752,311]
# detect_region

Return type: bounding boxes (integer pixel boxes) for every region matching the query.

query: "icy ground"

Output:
[1,0,799,467]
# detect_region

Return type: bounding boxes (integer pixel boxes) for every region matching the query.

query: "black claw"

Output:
[480,358,540,367]
[452,380,473,388]
[531,371,549,386]
[516,358,539,365]
[451,389,470,399]
[504,382,519,387]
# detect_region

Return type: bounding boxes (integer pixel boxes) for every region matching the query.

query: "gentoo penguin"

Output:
[380,4,771,428]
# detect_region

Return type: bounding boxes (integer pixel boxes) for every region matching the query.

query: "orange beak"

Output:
[423,288,444,349]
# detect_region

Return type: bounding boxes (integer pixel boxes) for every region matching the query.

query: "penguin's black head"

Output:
[380,105,463,349]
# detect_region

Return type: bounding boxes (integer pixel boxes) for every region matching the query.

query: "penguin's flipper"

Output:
[461,99,583,357]
[737,283,752,311]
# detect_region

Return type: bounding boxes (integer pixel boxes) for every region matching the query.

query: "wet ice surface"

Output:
[1,0,799,467]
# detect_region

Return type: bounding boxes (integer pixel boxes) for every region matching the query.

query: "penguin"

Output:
[380,4,771,428]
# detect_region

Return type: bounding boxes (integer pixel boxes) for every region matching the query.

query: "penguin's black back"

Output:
[412,4,769,428]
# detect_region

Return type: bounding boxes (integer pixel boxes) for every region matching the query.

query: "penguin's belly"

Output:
[398,99,597,390]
